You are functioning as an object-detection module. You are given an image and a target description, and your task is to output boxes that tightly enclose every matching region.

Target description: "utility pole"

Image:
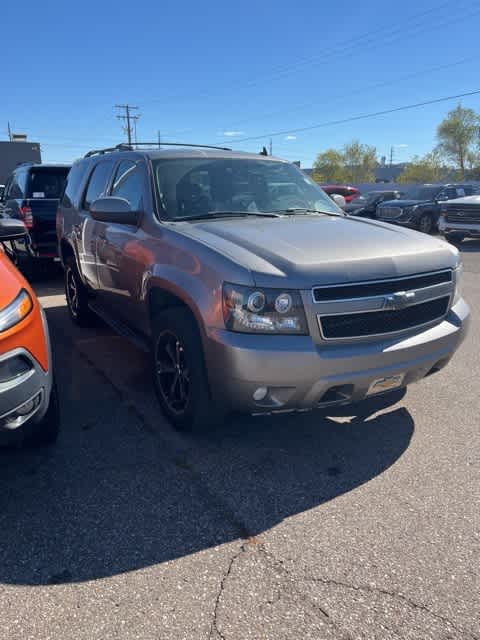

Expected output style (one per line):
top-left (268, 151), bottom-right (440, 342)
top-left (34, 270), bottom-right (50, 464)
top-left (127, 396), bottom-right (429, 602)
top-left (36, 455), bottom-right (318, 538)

top-left (269, 138), bottom-right (273, 156)
top-left (158, 130), bottom-right (161, 149)
top-left (389, 146), bottom-right (394, 167)
top-left (7, 121), bottom-right (12, 141)
top-left (115, 104), bottom-right (140, 145)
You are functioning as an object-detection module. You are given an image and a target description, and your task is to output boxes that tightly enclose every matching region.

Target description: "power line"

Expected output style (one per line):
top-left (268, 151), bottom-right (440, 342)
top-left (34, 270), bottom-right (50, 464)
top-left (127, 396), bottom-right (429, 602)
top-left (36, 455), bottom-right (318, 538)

top-left (115, 104), bottom-right (140, 145)
top-left (222, 89), bottom-right (480, 144)
top-left (141, 0), bottom-right (471, 107)
top-left (214, 55), bottom-right (478, 132)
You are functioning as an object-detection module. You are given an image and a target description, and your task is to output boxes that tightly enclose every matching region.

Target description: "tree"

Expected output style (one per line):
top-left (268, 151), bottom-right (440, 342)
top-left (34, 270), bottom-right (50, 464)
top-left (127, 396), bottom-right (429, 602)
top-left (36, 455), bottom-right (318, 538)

top-left (397, 151), bottom-right (445, 183)
top-left (436, 104), bottom-right (479, 179)
top-left (342, 140), bottom-right (377, 183)
top-left (312, 149), bottom-right (346, 183)
top-left (312, 141), bottom-right (378, 183)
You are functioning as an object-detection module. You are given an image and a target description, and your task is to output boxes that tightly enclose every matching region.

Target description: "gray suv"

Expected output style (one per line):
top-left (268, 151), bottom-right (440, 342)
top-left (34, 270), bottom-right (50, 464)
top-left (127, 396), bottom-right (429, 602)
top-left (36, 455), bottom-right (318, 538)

top-left (57, 144), bottom-right (470, 431)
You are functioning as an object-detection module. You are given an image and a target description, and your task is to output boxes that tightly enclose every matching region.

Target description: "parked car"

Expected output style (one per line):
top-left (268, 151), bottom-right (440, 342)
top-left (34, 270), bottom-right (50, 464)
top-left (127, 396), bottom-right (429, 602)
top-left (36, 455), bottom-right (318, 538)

top-left (0, 218), bottom-right (59, 447)
top-left (345, 190), bottom-right (403, 218)
top-left (322, 185), bottom-right (360, 204)
top-left (57, 144), bottom-right (469, 432)
top-left (438, 194), bottom-right (480, 244)
top-left (0, 163), bottom-right (70, 274)
top-left (376, 184), bottom-right (477, 233)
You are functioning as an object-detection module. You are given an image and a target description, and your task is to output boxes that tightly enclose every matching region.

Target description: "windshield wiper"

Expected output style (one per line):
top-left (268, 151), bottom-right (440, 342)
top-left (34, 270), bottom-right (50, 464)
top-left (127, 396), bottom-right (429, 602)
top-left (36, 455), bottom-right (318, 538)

top-left (270, 208), bottom-right (344, 217)
top-left (174, 210), bottom-right (282, 221)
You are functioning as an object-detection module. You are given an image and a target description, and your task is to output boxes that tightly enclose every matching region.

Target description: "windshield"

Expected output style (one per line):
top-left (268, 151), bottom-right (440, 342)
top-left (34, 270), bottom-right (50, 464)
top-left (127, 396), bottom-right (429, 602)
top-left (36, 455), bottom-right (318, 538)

top-left (153, 158), bottom-right (341, 220)
top-left (27, 168), bottom-right (70, 199)
top-left (404, 186), bottom-right (441, 201)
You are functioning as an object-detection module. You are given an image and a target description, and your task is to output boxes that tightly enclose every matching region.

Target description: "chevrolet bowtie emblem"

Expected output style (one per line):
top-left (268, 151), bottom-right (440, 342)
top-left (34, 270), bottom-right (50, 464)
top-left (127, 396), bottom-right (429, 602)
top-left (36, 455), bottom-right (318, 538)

top-left (384, 291), bottom-right (416, 310)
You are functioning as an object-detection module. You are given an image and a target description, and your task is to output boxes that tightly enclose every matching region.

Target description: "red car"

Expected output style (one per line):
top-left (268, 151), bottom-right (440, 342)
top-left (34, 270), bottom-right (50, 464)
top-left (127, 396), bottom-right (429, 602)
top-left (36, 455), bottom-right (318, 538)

top-left (322, 185), bottom-right (361, 204)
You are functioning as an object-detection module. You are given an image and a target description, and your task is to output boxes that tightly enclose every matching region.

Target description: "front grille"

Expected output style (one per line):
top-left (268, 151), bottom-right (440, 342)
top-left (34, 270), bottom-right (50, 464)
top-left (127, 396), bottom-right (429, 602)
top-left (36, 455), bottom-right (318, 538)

top-left (320, 296), bottom-right (450, 339)
top-left (313, 270), bottom-right (452, 302)
top-left (378, 206), bottom-right (402, 219)
top-left (445, 204), bottom-right (480, 224)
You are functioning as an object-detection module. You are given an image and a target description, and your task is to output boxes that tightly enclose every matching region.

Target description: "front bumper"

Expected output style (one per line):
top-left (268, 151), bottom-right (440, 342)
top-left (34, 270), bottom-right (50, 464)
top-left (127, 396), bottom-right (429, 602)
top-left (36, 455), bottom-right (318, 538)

top-left (205, 299), bottom-right (470, 414)
top-left (439, 218), bottom-right (480, 238)
top-left (0, 310), bottom-right (53, 438)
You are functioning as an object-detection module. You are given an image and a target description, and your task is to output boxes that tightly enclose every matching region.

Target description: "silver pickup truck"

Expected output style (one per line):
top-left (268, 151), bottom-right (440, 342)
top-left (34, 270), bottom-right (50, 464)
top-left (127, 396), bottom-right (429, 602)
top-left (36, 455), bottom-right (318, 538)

top-left (439, 194), bottom-right (480, 244)
top-left (57, 145), bottom-right (470, 431)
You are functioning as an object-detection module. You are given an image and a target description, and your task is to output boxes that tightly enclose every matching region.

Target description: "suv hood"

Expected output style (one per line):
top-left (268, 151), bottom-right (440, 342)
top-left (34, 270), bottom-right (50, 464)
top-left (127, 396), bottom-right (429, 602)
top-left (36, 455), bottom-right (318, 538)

top-left (443, 195), bottom-right (480, 206)
top-left (379, 199), bottom-right (429, 208)
top-left (177, 215), bottom-right (458, 288)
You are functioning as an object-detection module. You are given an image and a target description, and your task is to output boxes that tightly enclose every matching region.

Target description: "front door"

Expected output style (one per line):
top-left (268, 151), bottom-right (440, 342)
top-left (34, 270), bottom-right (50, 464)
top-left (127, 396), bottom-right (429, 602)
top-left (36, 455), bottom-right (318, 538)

top-left (95, 159), bottom-right (149, 328)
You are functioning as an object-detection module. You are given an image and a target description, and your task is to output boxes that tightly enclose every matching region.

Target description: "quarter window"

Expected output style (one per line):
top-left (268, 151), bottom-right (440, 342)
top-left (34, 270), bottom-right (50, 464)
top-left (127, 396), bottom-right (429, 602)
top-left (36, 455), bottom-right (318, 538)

top-left (83, 162), bottom-right (113, 211)
top-left (110, 160), bottom-right (144, 210)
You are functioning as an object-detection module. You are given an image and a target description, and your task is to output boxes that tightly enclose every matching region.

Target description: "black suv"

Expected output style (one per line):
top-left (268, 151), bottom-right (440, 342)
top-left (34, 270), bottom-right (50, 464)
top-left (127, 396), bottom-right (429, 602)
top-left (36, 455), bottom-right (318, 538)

top-left (1, 163), bottom-right (70, 272)
top-left (376, 184), bottom-right (477, 234)
top-left (345, 190), bottom-right (403, 218)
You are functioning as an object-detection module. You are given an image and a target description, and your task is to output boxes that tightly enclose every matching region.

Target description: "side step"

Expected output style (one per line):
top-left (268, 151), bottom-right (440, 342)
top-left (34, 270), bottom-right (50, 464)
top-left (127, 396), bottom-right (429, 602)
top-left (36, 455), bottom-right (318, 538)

top-left (88, 301), bottom-right (150, 353)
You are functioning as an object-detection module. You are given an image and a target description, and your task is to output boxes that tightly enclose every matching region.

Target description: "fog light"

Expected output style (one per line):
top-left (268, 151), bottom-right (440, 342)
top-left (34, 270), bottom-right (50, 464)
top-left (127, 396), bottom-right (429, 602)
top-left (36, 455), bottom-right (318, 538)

top-left (1, 392), bottom-right (42, 430)
top-left (253, 387), bottom-right (268, 401)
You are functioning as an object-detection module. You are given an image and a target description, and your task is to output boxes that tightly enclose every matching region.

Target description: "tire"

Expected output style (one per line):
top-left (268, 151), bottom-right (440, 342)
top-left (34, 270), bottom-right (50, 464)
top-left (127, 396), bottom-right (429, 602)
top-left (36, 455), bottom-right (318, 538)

top-left (151, 308), bottom-right (222, 432)
top-left (22, 382), bottom-right (60, 448)
top-left (445, 233), bottom-right (465, 245)
top-left (417, 213), bottom-right (433, 234)
top-left (65, 256), bottom-right (96, 327)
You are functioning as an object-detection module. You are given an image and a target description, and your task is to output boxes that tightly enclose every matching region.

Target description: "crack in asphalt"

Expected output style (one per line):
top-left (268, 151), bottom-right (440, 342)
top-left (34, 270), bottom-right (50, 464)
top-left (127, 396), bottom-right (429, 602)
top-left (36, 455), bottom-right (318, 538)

top-left (302, 574), bottom-right (480, 640)
top-left (208, 541), bottom-right (354, 640)
top-left (208, 545), bottom-right (246, 640)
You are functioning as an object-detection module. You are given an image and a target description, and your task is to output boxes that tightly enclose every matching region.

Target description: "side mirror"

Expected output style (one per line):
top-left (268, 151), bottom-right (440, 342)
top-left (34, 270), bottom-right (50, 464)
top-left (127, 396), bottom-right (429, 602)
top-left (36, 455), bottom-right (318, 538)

top-left (90, 197), bottom-right (139, 225)
top-left (331, 193), bottom-right (346, 209)
top-left (0, 218), bottom-right (27, 241)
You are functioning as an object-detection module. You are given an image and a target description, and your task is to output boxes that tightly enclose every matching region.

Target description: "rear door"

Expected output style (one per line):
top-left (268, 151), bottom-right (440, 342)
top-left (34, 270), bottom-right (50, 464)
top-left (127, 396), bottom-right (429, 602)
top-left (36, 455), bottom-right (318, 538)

top-left (25, 167), bottom-right (70, 257)
top-left (76, 160), bottom-right (115, 289)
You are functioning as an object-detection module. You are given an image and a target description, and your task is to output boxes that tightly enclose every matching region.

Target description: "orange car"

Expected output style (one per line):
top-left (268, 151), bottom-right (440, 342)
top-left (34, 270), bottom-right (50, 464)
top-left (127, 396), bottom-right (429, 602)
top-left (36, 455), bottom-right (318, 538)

top-left (0, 218), bottom-right (59, 447)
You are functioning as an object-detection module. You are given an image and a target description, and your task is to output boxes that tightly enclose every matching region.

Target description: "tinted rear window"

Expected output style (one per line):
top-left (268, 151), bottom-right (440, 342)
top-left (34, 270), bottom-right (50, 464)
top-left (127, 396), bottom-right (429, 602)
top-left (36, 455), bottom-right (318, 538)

top-left (27, 168), bottom-right (70, 199)
top-left (61, 162), bottom-right (89, 208)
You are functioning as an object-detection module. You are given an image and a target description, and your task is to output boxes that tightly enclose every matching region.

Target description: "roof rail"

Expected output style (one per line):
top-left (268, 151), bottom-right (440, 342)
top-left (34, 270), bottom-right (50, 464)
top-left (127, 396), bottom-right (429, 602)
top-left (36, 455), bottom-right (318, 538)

top-left (84, 142), bottom-right (232, 158)
top-left (15, 161), bottom-right (35, 168)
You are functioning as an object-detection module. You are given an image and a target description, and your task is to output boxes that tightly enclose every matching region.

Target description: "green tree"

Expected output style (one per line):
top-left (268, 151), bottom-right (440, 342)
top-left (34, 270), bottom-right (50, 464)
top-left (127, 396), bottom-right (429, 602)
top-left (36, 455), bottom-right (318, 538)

top-left (397, 151), bottom-right (445, 183)
top-left (312, 149), bottom-right (346, 183)
top-left (342, 140), bottom-right (377, 183)
top-left (436, 104), bottom-right (479, 179)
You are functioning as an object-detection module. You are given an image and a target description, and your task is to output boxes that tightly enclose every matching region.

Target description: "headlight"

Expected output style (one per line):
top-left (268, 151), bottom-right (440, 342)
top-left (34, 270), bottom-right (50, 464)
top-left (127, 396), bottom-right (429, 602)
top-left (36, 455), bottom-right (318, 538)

top-left (223, 283), bottom-right (308, 334)
top-left (0, 290), bottom-right (33, 333)
top-left (453, 263), bottom-right (463, 304)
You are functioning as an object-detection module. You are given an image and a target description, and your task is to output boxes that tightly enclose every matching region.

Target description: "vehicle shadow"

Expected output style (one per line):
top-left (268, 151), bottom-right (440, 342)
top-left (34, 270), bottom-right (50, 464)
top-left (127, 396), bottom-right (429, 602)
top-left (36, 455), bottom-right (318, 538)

top-left (0, 301), bottom-right (415, 586)
top-left (459, 239), bottom-right (480, 253)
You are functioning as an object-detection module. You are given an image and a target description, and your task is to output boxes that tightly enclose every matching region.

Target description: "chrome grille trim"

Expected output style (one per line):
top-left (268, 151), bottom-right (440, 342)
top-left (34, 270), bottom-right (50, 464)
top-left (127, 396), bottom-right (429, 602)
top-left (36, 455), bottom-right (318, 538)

top-left (377, 206), bottom-right (403, 219)
top-left (312, 270), bottom-right (454, 341)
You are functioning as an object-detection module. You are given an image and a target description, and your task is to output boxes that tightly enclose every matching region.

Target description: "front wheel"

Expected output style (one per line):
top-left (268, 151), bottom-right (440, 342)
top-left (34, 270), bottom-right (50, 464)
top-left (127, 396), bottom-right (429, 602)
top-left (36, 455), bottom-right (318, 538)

top-left (445, 233), bottom-right (465, 245)
top-left (151, 308), bottom-right (223, 432)
top-left (417, 213), bottom-right (433, 234)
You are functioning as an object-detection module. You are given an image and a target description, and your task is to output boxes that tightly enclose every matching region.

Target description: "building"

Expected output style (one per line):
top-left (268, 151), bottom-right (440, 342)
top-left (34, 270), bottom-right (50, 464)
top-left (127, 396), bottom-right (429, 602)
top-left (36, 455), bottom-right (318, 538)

top-left (0, 141), bottom-right (42, 183)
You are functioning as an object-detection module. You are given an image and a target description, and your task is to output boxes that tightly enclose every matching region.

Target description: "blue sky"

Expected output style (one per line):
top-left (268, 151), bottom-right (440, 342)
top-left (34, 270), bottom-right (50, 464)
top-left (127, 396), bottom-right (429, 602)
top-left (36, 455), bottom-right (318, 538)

top-left (2, 0), bottom-right (480, 167)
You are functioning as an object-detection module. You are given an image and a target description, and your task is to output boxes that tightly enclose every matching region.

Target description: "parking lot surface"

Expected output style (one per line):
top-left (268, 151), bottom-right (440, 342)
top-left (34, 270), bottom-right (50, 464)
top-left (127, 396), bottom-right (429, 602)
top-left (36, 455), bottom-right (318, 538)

top-left (0, 242), bottom-right (479, 640)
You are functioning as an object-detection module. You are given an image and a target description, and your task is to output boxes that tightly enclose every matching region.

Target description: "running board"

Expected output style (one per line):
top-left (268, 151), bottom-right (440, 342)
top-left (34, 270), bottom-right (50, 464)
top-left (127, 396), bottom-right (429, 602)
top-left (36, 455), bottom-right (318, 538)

top-left (88, 301), bottom-right (150, 353)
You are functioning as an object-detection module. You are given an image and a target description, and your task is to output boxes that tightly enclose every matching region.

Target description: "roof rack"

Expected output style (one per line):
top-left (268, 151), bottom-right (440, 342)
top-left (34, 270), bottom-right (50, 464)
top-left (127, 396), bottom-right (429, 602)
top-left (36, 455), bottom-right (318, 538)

top-left (84, 142), bottom-right (232, 158)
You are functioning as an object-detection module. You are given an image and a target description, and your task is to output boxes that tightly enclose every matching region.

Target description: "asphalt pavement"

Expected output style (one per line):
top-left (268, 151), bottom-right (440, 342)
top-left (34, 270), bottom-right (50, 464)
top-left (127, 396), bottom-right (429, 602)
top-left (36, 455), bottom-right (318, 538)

top-left (0, 241), bottom-right (479, 639)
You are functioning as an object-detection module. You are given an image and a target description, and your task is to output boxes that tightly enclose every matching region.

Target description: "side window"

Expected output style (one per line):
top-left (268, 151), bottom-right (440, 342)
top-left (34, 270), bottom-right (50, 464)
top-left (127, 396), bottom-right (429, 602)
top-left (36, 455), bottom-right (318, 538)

top-left (83, 161), bottom-right (113, 211)
top-left (62, 163), bottom-right (87, 208)
top-left (456, 187), bottom-right (466, 198)
top-left (9, 173), bottom-right (23, 198)
top-left (3, 177), bottom-right (12, 199)
top-left (110, 160), bottom-right (144, 210)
